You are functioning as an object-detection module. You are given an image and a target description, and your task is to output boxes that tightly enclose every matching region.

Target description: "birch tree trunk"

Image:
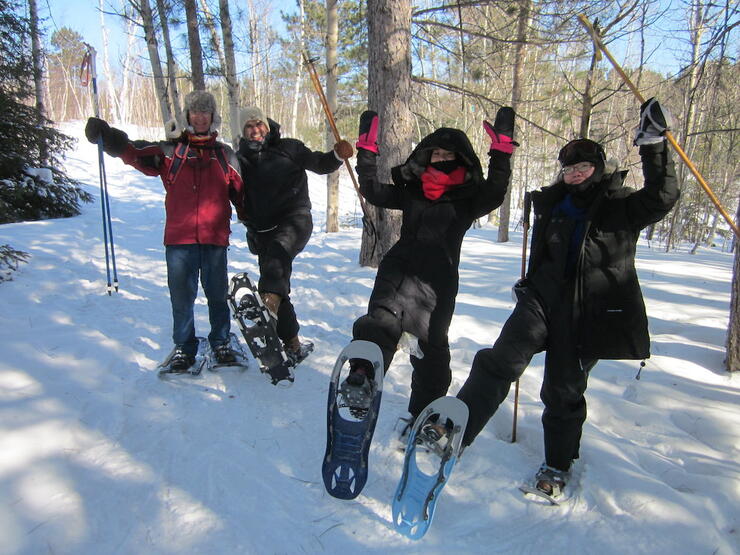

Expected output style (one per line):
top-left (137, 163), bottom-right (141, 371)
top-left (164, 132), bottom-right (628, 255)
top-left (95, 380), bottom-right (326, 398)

top-left (219, 0), bottom-right (240, 146)
top-left (184, 0), bottom-right (206, 90)
top-left (325, 0), bottom-right (340, 233)
top-left (99, 0), bottom-right (121, 122)
top-left (726, 199), bottom-right (740, 372)
top-left (137, 0), bottom-right (172, 125)
top-left (289, 0), bottom-right (305, 138)
top-left (156, 0), bottom-right (182, 124)
top-left (28, 0), bottom-right (47, 163)
top-left (496, 0), bottom-right (531, 242)
top-left (360, 0), bottom-right (412, 267)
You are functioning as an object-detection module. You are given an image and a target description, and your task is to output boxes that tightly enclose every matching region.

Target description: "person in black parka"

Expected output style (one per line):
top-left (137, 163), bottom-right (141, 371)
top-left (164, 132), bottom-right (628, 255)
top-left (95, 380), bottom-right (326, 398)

top-left (342, 107), bottom-right (516, 427)
top-left (455, 98), bottom-right (680, 499)
top-left (236, 106), bottom-right (353, 359)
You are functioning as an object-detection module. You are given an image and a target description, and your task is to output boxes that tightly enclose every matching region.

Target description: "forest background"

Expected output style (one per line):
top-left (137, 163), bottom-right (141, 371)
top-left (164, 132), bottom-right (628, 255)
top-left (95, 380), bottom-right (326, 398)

top-left (5, 0), bottom-right (740, 368)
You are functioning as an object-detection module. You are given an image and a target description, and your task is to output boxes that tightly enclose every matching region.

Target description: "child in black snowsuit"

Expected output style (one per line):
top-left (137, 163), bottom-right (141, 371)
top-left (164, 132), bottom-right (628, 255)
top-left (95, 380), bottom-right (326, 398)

top-left (456, 98), bottom-right (679, 499)
top-left (343, 108), bottom-right (516, 424)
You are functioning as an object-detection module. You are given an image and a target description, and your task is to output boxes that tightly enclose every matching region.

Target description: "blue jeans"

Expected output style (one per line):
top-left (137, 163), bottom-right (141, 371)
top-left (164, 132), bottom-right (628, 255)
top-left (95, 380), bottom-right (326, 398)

top-left (166, 244), bottom-right (230, 356)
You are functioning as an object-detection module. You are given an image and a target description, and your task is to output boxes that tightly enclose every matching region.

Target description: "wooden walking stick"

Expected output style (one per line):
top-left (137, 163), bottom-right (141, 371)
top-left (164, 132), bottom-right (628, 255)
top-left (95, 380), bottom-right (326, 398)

top-left (301, 52), bottom-right (371, 220)
top-left (511, 192), bottom-right (531, 443)
top-left (578, 14), bottom-right (740, 240)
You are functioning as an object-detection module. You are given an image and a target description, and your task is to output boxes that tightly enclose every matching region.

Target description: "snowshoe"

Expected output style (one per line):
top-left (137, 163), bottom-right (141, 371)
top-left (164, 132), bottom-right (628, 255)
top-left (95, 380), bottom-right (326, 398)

top-left (322, 340), bottom-right (384, 500)
top-left (519, 463), bottom-right (569, 505)
top-left (157, 338), bottom-right (208, 378)
top-left (204, 333), bottom-right (252, 372)
top-left (392, 396), bottom-right (468, 540)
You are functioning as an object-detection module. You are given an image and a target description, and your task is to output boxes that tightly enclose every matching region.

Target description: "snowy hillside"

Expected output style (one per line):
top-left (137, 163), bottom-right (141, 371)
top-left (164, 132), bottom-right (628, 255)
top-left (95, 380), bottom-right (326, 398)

top-left (1, 122), bottom-right (738, 554)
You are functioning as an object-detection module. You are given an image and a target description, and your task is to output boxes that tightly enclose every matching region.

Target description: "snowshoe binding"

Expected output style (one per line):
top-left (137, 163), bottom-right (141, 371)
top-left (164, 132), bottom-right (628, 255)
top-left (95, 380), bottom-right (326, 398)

top-left (519, 463), bottom-right (569, 505)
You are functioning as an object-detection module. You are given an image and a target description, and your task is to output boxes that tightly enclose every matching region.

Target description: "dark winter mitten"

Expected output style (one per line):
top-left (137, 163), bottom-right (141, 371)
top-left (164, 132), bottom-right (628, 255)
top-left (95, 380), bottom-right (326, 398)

top-left (104, 127), bottom-right (130, 157)
top-left (85, 117), bottom-right (110, 144)
top-left (634, 97), bottom-right (673, 146)
top-left (483, 107), bottom-right (519, 154)
top-left (356, 110), bottom-right (379, 154)
top-left (334, 139), bottom-right (354, 159)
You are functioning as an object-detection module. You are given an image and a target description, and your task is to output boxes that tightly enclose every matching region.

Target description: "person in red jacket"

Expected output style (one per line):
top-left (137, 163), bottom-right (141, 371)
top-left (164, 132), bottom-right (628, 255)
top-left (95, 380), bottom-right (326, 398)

top-left (85, 90), bottom-right (245, 371)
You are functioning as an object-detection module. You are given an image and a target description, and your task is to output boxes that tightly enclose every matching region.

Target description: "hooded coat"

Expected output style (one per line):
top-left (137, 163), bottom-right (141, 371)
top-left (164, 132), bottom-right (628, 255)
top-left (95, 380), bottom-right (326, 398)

top-left (356, 127), bottom-right (511, 342)
top-left (526, 141), bottom-right (679, 360)
top-left (236, 118), bottom-right (342, 232)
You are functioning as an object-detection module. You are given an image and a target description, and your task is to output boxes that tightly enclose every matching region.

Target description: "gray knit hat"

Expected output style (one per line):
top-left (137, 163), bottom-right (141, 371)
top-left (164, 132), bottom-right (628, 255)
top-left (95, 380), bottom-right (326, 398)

top-left (239, 106), bottom-right (268, 136)
top-left (182, 90), bottom-right (221, 134)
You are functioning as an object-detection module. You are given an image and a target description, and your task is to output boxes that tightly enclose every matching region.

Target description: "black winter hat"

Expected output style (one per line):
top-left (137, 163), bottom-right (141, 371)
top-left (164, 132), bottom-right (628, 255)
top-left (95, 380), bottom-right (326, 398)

top-left (558, 138), bottom-right (606, 167)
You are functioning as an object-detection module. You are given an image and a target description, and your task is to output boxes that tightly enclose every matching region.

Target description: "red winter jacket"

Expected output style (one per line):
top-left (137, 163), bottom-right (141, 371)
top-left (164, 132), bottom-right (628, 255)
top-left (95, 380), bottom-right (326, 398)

top-left (120, 133), bottom-right (244, 246)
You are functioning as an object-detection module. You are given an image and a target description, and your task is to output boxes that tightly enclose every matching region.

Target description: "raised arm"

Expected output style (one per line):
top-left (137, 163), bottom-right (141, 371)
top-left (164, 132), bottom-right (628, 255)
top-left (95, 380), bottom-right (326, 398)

top-left (85, 117), bottom-right (164, 177)
top-left (472, 107), bottom-right (516, 218)
top-left (626, 98), bottom-right (680, 228)
top-left (354, 111), bottom-right (403, 209)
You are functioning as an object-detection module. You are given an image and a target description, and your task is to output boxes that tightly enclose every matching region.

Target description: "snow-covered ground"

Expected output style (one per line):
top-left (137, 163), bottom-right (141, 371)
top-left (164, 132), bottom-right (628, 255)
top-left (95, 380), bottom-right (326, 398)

top-left (1, 123), bottom-right (738, 554)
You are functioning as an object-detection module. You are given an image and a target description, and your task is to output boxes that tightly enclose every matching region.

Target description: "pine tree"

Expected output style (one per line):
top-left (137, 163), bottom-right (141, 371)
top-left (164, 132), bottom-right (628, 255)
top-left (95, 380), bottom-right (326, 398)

top-left (0, 0), bottom-right (91, 278)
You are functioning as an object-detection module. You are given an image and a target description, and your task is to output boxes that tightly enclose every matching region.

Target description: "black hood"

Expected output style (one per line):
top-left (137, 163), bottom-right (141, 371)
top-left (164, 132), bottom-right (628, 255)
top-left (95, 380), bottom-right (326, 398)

top-left (392, 127), bottom-right (484, 186)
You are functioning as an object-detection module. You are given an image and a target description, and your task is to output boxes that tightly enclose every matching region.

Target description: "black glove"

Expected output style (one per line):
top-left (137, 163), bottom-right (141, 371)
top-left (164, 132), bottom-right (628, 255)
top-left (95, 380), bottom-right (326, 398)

top-left (634, 97), bottom-right (672, 146)
top-left (85, 117), bottom-right (129, 156)
top-left (356, 110), bottom-right (379, 154)
top-left (85, 117), bottom-right (110, 144)
top-left (483, 107), bottom-right (519, 154)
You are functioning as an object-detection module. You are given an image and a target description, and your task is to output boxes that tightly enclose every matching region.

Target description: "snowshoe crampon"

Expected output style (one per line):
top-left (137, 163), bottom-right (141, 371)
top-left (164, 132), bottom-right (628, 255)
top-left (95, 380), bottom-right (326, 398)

top-left (392, 396), bottom-right (468, 540)
top-left (322, 340), bottom-right (383, 500)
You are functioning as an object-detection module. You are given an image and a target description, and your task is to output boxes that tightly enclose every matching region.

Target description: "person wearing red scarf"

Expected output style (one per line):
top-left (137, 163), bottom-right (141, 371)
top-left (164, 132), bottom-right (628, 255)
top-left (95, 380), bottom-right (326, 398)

top-left (334, 107), bottom-right (516, 456)
top-left (85, 91), bottom-right (245, 372)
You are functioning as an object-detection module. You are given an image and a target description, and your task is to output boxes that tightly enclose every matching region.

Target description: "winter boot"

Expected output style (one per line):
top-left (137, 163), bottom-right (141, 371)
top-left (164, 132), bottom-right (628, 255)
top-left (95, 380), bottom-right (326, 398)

top-left (259, 292), bottom-right (282, 320)
top-left (338, 359), bottom-right (376, 418)
top-left (213, 342), bottom-right (237, 364)
top-left (169, 346), bottom-right (196, 372)
top-left (534, 463), bottom-right (569, 498)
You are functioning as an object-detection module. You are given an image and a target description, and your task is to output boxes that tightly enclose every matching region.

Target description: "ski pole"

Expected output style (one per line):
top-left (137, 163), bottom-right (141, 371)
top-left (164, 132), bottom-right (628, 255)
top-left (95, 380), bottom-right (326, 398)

top-left (82, 43), bottom-right (119, 294)
top-left (577, 14), bottom-right (740, 240)
top-left (511, 192), bottom-right (531, 443)
top-left (301, 52), bottom-right (376, 238)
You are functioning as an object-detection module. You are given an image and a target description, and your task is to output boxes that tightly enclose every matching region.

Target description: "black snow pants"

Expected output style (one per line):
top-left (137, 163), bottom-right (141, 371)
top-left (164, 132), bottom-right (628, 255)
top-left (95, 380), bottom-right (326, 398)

top-left (456, 288), bottom-right (596, 471)
top-left (353, 302), bottom-right (453, 419)
top-left (248, 211), bottom-right (312, 342)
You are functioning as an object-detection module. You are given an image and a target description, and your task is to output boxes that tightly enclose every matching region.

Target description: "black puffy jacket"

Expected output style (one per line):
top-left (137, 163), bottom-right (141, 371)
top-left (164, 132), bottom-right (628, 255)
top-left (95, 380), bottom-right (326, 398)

top-left (237, 118), bottom-right (342, 231)
top-left (526, 142), bottom-right (679, 360)
top-left (356, 127), bottom-right (511, 340)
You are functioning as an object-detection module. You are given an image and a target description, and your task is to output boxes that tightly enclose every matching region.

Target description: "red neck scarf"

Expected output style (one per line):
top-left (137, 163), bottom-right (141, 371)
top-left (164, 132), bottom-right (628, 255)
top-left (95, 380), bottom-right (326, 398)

top-left (421, 166), bottom-right (466, 200)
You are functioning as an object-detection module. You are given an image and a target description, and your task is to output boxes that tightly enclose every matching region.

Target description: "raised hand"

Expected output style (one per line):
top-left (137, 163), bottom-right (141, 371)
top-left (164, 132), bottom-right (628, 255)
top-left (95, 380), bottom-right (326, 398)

top-left (483, 107), bottom-right (518, 154)
top-left (634, 97), bottom-right (672, 146)
top-left (356, 110), bottom-right (379, 154)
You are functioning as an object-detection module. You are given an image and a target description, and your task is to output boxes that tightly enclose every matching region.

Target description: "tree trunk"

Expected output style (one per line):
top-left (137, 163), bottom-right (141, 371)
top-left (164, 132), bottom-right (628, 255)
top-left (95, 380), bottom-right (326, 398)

top-left (28, 0), bottom-right (48, 164)
top-left (99, 0), bottom-right (121, 123)
top-left (137, 0), bottom-right (172, 125)
top-left (325, 0), bottom-right (339, 233)
top-left (219, 0), bottom-right (240, 146)
top-left (496, 0), bottom-right (531, 243)
top-left (726, 199), bottom-right (740, 372)
top-left (289, 0), bottom-right (305, 138)
top-left (360, 0), bottom-right (412, 267)
top-left (184, 0), bottom-right (205, 90)
top-left (156, 0), bottom-right (182, 124)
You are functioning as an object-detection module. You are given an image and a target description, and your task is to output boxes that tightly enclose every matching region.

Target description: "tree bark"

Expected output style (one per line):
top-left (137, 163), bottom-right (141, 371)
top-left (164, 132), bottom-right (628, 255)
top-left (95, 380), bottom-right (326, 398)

top-left (727, 198), bottom-right (740, 372)
top-left (289, 0), bottom-right (305, 139)
top-left (28, 0), bottom-right (47, 163)
top-left (219, 0), bottom-right (240, 146)
top-left (156, 0), bottom-right (182, 124)
top-left (360, 0), bottom-right (412, 267)
top-left (325, 0), bottom-right (340, 233)
top-left (184, 0), bottom-right (205, 90)
top-left (137, 0), bottom-right (172, 125)
top-left (496, 0), bottom-right (531, 243)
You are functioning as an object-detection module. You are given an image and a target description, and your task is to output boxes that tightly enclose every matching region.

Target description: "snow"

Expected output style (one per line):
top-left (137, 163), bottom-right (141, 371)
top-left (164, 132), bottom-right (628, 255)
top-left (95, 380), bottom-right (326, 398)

top-left (1, 122), bottom-right (738, 554)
